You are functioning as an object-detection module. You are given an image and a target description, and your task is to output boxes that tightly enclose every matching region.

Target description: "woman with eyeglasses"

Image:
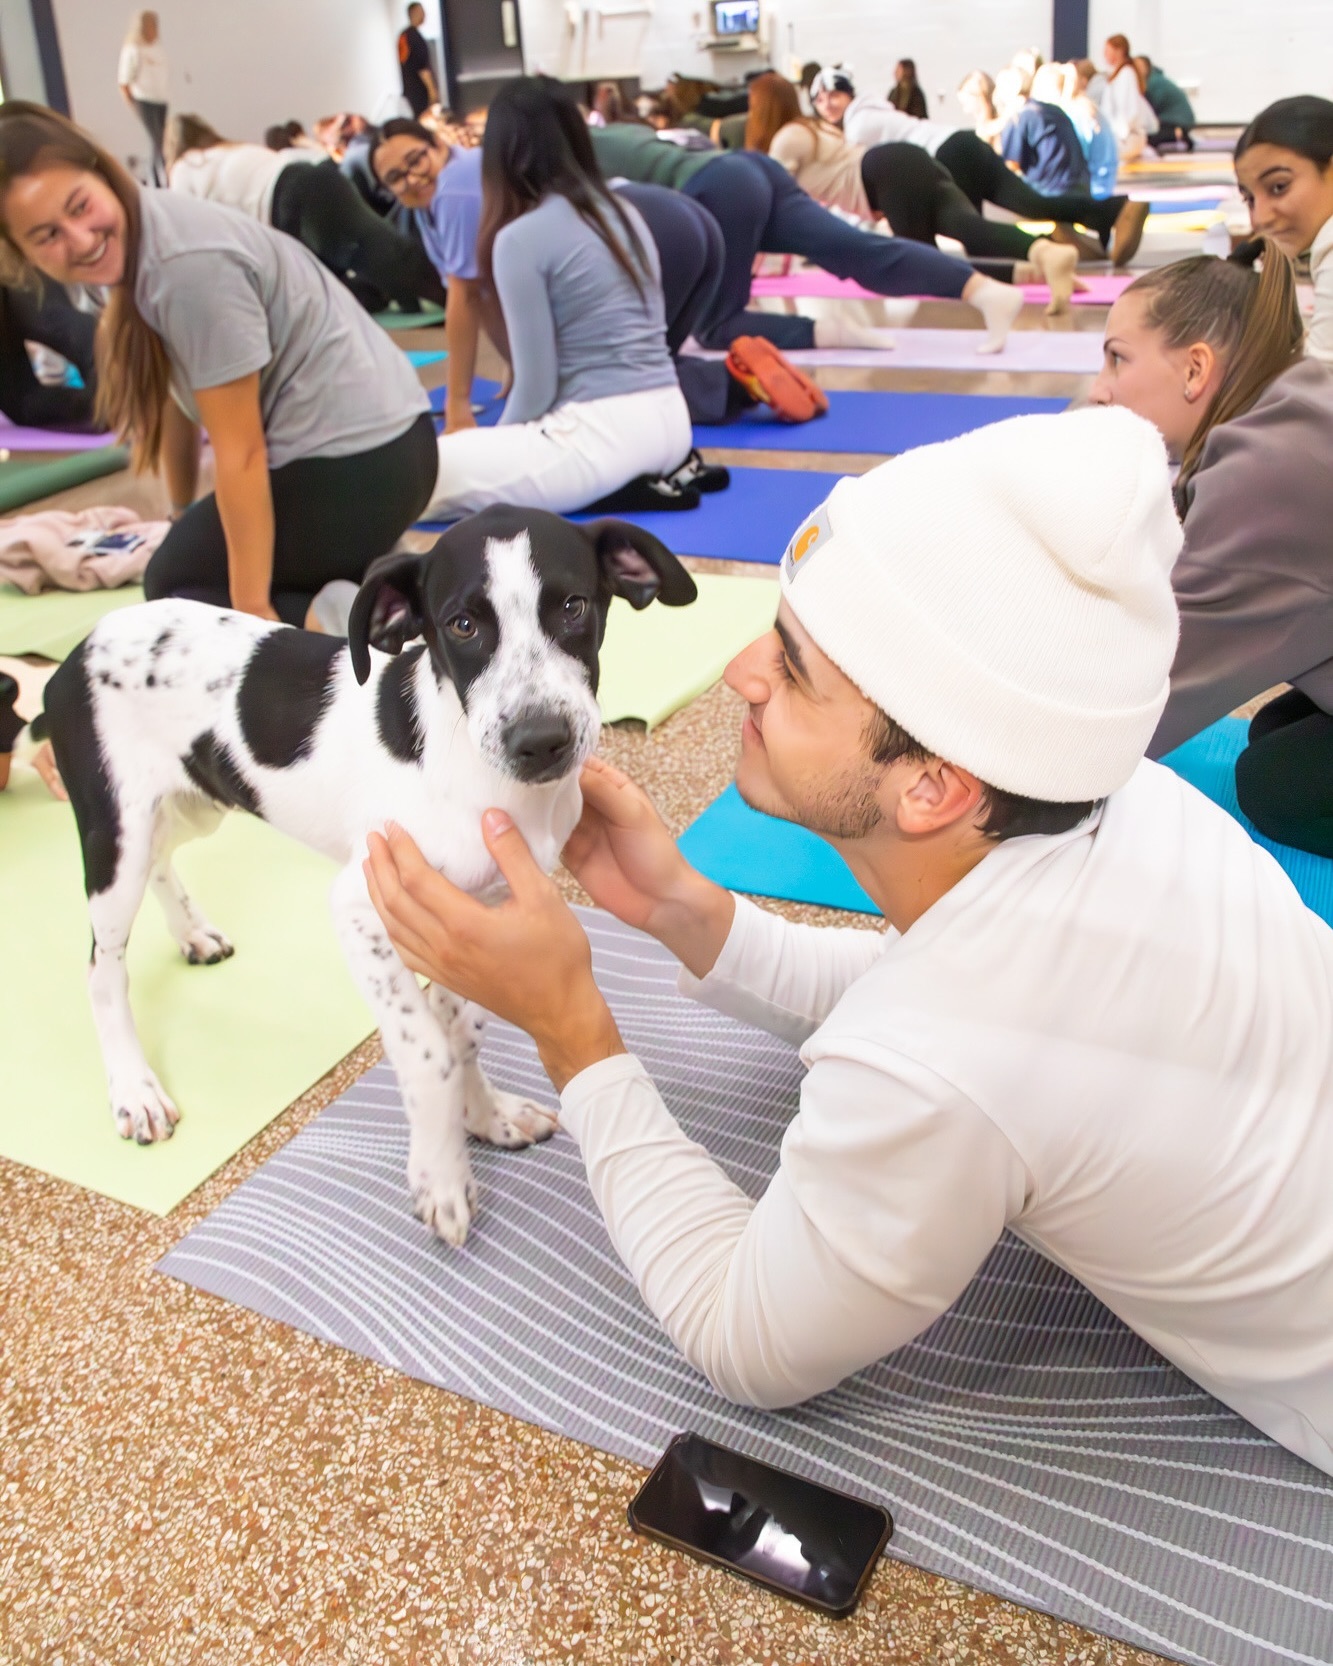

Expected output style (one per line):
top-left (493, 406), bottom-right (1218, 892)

top-left (0, 102), bottom-right (436, 631)
top-left (395, 78), bottom-right (692, 522)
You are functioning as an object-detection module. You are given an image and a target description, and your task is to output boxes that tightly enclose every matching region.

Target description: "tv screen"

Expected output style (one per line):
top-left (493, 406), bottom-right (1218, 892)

top-left (713, 0), bottom-right (759, 37)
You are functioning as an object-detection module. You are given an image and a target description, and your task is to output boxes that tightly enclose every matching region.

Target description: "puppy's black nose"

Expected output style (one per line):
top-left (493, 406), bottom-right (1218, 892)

top-left (505, 713), bottom-right (575, 780)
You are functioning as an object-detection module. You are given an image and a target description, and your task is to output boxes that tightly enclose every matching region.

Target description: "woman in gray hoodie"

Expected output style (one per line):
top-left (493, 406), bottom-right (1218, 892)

top-left (1091, 240), bottom-right (1333, 858)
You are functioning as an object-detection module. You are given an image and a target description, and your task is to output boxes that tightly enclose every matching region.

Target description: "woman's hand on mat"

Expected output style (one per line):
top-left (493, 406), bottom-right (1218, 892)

top-left (443, 397), bottom-right (477, 434)
top-left (231, 595), bottom-right (282, 622)
top-left (364, 816), bottom-right (626, 1093)
top-left (564, 758), bottom-right (735, 981)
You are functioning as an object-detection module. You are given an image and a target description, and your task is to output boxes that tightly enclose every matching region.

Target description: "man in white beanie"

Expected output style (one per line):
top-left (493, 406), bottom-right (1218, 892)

top-left (366, 407), bottom-right (1333, 1477)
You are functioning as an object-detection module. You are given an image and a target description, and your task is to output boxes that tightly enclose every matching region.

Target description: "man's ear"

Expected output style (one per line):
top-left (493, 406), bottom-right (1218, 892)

top-left (347, 548), bottom-right (427, 684)
top-left (584, 519), bottom-right (698, 610)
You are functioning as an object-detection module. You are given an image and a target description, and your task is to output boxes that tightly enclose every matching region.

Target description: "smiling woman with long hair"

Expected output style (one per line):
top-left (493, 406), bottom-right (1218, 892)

top-left (422, 77), bottom-right (691, 521)
top-left (0, 102), bottom-right (436, 630)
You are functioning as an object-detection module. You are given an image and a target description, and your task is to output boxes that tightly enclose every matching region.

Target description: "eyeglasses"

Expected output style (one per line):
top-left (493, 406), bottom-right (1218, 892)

top-left (380, 146), bottom-right (433, 190)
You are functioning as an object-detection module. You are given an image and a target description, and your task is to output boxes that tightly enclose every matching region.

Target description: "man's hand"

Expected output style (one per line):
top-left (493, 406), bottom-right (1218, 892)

top-left (563, 758), bottom-right (735, 980)
top-left (365, 812), bottom-right (625, 1092)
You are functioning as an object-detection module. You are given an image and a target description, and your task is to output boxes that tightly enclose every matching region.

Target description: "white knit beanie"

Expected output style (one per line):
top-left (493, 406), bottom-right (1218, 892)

top-left (777, 407), bottom-right (1182, 801)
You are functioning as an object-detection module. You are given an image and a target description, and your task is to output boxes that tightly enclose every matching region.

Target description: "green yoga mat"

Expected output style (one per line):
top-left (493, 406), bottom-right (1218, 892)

top-left (0, 771), bottom-right (372, 1215)
top-left (0, 445), bottom-right (130, 514)
top-left (373, 302), bottom-right (444, 332)
top-left (596, 572), bottom-right (776, 728)
top-left (0, 582), bottom-right (144, 659)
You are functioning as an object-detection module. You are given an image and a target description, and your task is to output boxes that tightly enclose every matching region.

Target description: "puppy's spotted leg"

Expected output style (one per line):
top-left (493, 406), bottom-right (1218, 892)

top-left (331, 865), bottom-right (476, 1245)
top-left (149, 796), bottom-right (234, 966)
top-left (427, 988), bottom-right (559, 1150)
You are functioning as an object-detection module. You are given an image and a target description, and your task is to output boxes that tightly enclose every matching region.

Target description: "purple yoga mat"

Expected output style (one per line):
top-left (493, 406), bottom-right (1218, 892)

top-left (0, 419), bottom-right (115, 452)
top-left (750, 270), bottom-right (1136, 307)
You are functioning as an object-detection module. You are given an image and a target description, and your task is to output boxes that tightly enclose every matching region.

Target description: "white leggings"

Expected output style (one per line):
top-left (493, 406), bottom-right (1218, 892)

top-left (426, 382), bottom-right (693, 521)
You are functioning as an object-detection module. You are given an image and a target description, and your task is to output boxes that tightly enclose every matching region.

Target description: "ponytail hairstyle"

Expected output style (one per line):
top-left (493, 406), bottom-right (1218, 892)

top-left (1235, 95), bottom-right (1333, 171)
top-left (163, 112), bottom-right (227, 170)
top-left (476, 77), bottom-right (651, 301)
top-left (745, 72), bottom-right (813, 154)
top-left (1124, 238), bottom-right (1304, 496)
top-left (0, 102), bottom-right (169, 472)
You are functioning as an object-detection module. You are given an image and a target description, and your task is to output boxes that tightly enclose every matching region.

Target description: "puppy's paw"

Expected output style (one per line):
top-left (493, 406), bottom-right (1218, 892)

top-left (409, 1158), bottom-right (478, 1246)
top-left (180, 925), bottom-right (235, 966)
top-left (465, 1090), bottom-right (559, 1149)
top-left (112, 1074), bottom-right (180, 1144)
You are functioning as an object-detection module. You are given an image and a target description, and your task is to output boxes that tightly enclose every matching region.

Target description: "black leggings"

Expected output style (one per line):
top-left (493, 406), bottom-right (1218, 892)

top-left (1235, 690), bottom-right (1333, 859)
top-left (270, 161), bottom-right (447, 312)
top-left (935, 131), bottom-right (1124, 243)
top-left (143, 412), bottom-right (438, 626)
top-left (134, 98), bottom-right (167, 186)
top-left (859, 143), bottom-right (1031, 273)
top-left (0, 282), bottom-right (99, 431)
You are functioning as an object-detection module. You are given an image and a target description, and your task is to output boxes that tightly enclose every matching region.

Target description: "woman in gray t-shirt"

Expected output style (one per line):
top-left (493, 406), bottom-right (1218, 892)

top-left (0, 103), bottom-right (436, 627)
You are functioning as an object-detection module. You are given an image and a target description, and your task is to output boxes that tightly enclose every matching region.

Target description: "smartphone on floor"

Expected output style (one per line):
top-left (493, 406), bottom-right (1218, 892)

top-left (627, 1431), bottom-right (892, 1618)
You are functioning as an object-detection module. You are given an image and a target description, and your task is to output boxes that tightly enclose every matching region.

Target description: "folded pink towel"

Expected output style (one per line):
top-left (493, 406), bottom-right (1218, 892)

top-left (0, 505), bottom-right (167, 595)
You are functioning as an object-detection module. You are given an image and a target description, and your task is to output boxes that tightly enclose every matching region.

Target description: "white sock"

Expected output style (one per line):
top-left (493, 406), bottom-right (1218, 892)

top-left (812, 315), bottom-right (898, 351)
top-left (969, 280), bottom-right (1024, 354)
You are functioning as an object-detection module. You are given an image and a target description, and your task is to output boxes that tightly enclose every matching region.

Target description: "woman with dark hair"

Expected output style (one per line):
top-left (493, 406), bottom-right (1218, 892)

top-left (1090, 241), bottom-right (1333, 858)
top-left (0, 102), bottom-right (435, 629)
top-left (423, 77), bottom-right (690, 520)
top-left (1235, 96), bottom-right (1333, 367)
top-left (165, 112), bottom-right (444, 312)
top-left (888, 58), bottom-right (928, 119)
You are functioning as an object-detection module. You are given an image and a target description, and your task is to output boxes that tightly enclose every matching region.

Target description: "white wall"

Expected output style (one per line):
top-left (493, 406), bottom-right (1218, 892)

top-left (51, 0), bottom-right (409, 161)
top-left (1089, 0), bottom-right (1333, 123)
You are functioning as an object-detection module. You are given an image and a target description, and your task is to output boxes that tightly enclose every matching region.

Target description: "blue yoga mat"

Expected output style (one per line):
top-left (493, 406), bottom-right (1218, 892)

top-left (1162, 716), bottom-right (1333, 926)
top-left (428, 379), bottom-right (503, 427)
top-left (1148, 196), bottom-right (1225, 214)
top-left (693, 390), bottom-right (1069, 454)
top-left (420, 466), bottom-right (841, 563)
top-left (678, 783), bottom-right (877, 914)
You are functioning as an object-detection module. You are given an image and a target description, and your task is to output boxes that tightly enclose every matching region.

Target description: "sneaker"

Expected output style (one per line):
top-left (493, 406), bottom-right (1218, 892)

top-left (307, 579), bottom-right (359, 636)
top-left (667, 449), bottom-right (730, 494)
top-left (582, 474), bottom-right (701, 514)
top-left (725, 337), bottom-right (830, 423)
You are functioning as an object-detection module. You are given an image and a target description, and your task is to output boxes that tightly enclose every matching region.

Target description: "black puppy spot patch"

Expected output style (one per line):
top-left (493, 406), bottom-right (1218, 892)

top-left (183, 732), bottom-right (263, 817)
top-left (237, 630), bottom-right (343, 769)
top-left (376, 646), bottom-right (426, 764)
top-left (41, 643), bottom-right (121, 897)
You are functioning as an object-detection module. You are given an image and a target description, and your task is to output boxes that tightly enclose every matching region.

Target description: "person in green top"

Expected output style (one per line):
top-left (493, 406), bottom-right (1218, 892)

top-left (1135, 57), bottom-right (1196, 151)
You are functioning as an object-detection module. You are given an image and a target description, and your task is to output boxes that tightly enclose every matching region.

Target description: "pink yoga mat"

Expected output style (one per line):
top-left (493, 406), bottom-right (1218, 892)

top-left (0, 419), bottom-right (116, 452)
top-left (751, 270), bottom-right (1136, 307)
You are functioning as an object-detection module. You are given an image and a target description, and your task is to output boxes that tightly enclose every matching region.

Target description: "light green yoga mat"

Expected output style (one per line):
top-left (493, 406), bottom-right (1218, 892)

top-left (595, 572), bottom-right (777, 729)
top-left (373, 302), bottom-right (445, 332)
top-left (0, 582), bottom-right (144, 660)
top-left (0, 772), bottom-right (372, 1215)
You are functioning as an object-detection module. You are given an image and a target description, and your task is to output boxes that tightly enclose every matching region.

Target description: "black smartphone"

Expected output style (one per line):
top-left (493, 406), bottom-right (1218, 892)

top-left (627, 1431), bottom-right (892, 1617)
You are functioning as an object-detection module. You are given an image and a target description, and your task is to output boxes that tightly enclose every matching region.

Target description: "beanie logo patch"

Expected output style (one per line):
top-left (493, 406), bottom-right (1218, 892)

top-left (780, 504), bottom-right (832, 582)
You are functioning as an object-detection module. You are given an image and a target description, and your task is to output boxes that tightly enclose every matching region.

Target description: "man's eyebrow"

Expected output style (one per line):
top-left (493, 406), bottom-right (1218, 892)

top-left (774, 617), bottom-right (812, 685)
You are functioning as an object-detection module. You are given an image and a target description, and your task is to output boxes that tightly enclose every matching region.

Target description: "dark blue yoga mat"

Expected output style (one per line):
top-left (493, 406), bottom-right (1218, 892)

top-left (1162, 717), bottom-right (1333, 927)
top-left (693, 390), bottom-right (1069, 454)
top-left (420, 466), bottom-right (841, 564)
top-left (678, 783), bottom-right (877, 914)
top-left (429, 378), bottom-right (503, 426)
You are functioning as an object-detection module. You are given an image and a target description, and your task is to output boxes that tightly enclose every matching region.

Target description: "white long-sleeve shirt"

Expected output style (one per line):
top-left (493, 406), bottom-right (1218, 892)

top-left (560, 760), bottom-right (1333, 1475)
top-left (1101, 64), bottom-right (1156, 145)
top-left (1306, 215), bottom-right (1333, 369)
top-left (841, 95), bottom-right (961, 156)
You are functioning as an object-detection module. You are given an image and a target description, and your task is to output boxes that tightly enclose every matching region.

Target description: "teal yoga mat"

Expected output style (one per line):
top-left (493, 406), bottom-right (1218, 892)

top-left (1162, 716), bottom-right (1333, 926)
top-left (0, 446), bottom-right (130, 514)
top-left (373, 302), bottom-right (444, 331)
top-left (692, 391), bottom-right (1069, 454)
top-left (405, 349), bottom-right (446, 369)
top-left (678, 783), bottom-right (877, 914)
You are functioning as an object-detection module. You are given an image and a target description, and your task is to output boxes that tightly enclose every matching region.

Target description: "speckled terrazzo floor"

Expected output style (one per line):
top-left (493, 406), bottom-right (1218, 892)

top-left (3, 305), bottom-right (1172, 1666)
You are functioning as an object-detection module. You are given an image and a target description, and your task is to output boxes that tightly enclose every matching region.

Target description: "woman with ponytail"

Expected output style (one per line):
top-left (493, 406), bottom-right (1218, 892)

top-left (1091, 240), bottom-right (1333, 858)
top-left (0, 102), bottom-right (434, 630)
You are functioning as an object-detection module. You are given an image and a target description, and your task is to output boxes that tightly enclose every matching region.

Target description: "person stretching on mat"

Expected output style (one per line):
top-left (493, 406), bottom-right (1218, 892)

top-left (747, 72), bottom-right (1081, 315)
top-left (0, 103), bottom-right (435, 632)
top-left (421, 77), bottom-right (692, 521)
top-left (587, 115), bottom-right (1026, 354)
top-left (1089, 240), bottom-right (1333, 860)
top-left (364, 405), bottom-right (1333, 1478)
top-left (165, 113), bottom-right (446, 315)
top-left (1234, 96), bottom-right (1333, 370)
top-left (811, 65), bottom-right (1146, 265)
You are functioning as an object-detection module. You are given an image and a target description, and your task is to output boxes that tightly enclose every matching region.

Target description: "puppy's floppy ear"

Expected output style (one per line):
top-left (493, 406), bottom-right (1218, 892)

top-left (585, 519), bottom-right (698, 611)
top-left (347, 548), bottom-right (427, 685)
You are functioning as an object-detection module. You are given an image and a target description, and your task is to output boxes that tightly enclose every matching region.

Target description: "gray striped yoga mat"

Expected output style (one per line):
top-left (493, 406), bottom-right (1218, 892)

top-left (159, 911), bottom-right (1333, 1666)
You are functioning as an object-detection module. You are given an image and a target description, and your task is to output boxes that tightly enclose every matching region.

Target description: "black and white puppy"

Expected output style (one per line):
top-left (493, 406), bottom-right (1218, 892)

top-left (39, 505), bottom-right (696, 1245)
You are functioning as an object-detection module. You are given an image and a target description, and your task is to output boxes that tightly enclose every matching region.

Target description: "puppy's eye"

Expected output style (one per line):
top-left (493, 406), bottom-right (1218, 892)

top-left (447, 613), bottom-right (477, 641)
top-left (563, 596), bottom-right (588, 623)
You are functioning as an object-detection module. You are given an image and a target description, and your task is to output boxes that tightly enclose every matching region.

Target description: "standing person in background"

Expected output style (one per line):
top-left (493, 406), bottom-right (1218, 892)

top-left (1136, 57), bottom-right (1195, 152)
top-left (117, 11), bottom-right (169, 185)
top-left (398, 3), bottom-right (439, 119)
top-left (1101, 36), bottom-right (1155, 161)
top-left (889, 59), bottom-right (928, 119)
